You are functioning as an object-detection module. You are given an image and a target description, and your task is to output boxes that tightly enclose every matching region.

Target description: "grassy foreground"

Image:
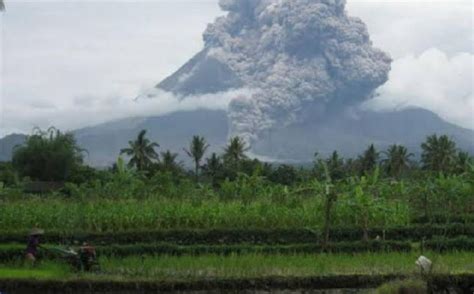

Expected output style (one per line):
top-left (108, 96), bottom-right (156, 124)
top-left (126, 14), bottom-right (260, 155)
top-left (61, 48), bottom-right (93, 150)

top-left (1, 252), bottom-right (473, 281)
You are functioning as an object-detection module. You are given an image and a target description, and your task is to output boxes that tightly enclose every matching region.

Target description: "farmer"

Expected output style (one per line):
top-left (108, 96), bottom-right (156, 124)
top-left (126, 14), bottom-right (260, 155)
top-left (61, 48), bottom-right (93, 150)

top-left (25, 228), bottom-right (44, 264)
top-left (78, 242), bottom-right (97, 271)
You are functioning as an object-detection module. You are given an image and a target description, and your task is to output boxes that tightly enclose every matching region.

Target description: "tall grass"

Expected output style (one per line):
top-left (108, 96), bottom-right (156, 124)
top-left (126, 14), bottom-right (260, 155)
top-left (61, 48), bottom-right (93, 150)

top-left (2, 172), bottom-right (471, 233)
top-left (0, 195), bottom-right (410, 232)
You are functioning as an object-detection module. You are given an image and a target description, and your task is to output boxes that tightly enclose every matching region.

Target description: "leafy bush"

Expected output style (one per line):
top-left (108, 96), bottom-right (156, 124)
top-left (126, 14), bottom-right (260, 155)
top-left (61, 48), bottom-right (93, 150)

top-left (425, 236), bottom-right (474, 252)
top-left (0, 226), bottom-right (471, 245)
top-left (12, 128), bottom-right (85, 182)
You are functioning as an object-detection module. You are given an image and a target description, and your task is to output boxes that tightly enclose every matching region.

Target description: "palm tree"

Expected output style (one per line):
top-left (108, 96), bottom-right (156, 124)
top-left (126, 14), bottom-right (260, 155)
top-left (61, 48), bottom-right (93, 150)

top-left (202, 153), bottom-right (224, 187)
top-left (223, 136), bottom-right (249, 164)
top-left (382, 145), bottom-right (413, 178)
top-left (120, 130), bottom-right (159, 171)
top-left (421, 134), bottom-right (457, 173)
top-left (184, 136), bottom-right (209, 182)
top-left (159, 150), bottom-right (182, 174)
top-left (358, 144), bottom-right (380, 175)
top-left (326, 151), bottom-right (345, 180)
top-left (314, 151), bottom-right (345, 181)
top-left (454, 151), bottom-right (473, 174)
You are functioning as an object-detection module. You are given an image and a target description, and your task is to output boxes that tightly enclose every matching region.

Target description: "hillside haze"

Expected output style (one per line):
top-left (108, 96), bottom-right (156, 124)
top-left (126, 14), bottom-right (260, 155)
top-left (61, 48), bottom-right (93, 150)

top-left (1, 0), bottom-right (473, 165)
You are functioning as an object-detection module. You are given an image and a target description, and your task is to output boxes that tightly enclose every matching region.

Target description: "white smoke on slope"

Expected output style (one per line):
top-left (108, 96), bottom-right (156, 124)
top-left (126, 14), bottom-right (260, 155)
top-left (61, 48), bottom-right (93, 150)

top-left (2, 89), bottom-right (249, 137)
top-left (366, 49), bottom-right (474, 130)
top-left (200, 0), bottom-right (392, 143)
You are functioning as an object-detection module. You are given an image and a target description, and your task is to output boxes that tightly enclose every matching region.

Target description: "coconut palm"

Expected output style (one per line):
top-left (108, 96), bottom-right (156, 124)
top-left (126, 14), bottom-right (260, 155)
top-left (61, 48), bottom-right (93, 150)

top-left (120, 130), bottom-right (159, 171)
top-left (454, 151), bottom-right (473, 175)
top-left (326, 151), bottom-right (345, 180)
top-left (159, 150), bottom-right (183, 175)
top-left (382, 145), bottom-right (413, 178)
top-left (184, 136), bottom-right (210, 182)
top-left (202, 153), bottom-right (224, 187)
top-left (358, 144), bottom-right (380, 175)
top-left (223, 136), bottom-right (249, 164)
top-left (421, 134), bottom-right (457, 173)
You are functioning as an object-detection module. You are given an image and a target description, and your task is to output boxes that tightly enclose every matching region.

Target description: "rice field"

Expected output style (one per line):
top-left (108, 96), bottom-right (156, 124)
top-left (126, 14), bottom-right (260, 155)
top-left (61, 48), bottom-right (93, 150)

top-left (1, 252), bottom-right (473, 281)
top-left (0, 171), bottom-right (472, 292)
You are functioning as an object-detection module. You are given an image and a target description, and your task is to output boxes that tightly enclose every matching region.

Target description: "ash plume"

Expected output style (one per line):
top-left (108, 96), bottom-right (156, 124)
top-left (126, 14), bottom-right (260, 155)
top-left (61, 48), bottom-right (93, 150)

top-left (163, 0), bottom-right (392, 144)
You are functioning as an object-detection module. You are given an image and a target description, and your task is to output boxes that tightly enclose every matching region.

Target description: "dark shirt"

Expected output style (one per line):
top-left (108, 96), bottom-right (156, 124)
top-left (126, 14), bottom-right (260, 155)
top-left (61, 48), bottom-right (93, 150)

top-left (26, 235), bottom-right (40, 256)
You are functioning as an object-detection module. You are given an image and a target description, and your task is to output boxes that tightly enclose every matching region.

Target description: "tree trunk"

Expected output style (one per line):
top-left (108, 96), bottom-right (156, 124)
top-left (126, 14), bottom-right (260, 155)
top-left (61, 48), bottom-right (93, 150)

top-left (423, 193), bottom-right (429, 222)
top-left (322, 192), bottom-right (335, 248)
top-left (195, 161), bottom-right (199, 183)
top-left (362, 215), bottom-right (369, 242)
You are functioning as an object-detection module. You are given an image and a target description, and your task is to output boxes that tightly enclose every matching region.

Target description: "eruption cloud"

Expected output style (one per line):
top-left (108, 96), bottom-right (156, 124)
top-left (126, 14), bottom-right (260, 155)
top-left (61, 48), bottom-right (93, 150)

top-left (163, 0), bottom-right (392, 144)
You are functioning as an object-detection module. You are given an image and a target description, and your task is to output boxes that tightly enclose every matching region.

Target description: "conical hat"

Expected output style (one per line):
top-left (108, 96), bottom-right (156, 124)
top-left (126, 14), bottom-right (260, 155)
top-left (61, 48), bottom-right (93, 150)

top-left (29, 228), bottom-right (45, 235)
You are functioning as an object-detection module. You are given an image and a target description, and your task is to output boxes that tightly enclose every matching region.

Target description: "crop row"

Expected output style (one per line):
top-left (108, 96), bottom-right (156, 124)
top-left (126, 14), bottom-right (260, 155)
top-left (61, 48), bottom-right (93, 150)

top-left (0, 197), bottom-right (411, 232)
top-left (425, 236), bottom-right (474, 252)
top-left (0, 241), bottom-right (412, 261)
top-left (2, 237), bottom-right (473, 262)
top-left (0, 224), bottom-right (472, 245)
top-left (412, 213), bottom-right (474, 225)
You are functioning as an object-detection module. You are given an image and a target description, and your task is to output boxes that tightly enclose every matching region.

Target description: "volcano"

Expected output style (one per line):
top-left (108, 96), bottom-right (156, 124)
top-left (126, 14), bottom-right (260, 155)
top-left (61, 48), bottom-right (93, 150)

top-left (1, 0), bottom-right (473, 165)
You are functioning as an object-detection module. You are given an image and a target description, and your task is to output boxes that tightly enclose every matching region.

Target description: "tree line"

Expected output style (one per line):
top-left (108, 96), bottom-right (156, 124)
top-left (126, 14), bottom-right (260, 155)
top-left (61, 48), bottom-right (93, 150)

top-left (0, 127), bottom-right (472, 188)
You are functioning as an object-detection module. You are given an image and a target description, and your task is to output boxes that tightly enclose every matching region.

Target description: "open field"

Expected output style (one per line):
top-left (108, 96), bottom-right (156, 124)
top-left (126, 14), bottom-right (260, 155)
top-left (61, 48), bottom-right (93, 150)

top-left (1, 139), bottom-right (473, 293)
top-left (1, 252), bottom-right (473, 282)
top-left (0, 253), bottom-right (473, 293)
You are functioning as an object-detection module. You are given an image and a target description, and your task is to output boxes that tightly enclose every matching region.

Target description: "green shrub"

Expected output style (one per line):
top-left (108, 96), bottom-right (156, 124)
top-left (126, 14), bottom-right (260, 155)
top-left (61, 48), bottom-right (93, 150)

top-left (0, 225), bottom-right (472, 245)
top-left (0, 241), bottom-right (411, 261)
top-left (412, 214), bottom-right (474, 225)
top-left (376, 279), bottom-right (427, 294)
top-left (425, 236), bottom-right (474, 252)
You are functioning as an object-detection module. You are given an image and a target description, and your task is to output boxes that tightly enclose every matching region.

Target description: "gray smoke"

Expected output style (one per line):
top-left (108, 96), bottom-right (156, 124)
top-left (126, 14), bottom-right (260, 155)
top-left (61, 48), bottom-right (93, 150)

top-left (200, 0), bottom-right (392, 143)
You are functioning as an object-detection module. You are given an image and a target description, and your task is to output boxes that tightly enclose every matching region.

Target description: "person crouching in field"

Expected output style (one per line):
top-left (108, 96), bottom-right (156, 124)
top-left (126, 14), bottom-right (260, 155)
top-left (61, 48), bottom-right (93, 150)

top-left (25, 228), bottom-right (44, 264)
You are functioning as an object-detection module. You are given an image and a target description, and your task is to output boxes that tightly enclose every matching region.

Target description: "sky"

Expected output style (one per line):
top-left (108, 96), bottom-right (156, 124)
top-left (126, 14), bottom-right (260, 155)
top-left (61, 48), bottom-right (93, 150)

top-left (0, 0), bottom-right (473, 136)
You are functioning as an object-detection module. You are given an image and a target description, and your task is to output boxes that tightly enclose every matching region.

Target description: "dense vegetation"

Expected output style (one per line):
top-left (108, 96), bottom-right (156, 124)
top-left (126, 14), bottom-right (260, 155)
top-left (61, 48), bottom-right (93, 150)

top-left (1, 128), bottom-right (473, 291)
top-left (1, 128), bottom-right (472, 235)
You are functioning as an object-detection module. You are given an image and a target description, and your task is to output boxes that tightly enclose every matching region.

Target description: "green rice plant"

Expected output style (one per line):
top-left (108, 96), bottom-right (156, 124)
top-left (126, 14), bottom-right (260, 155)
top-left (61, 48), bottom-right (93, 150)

top-left (0, 252), bottom-right (472, 283)
top-left (0, 260), bottom-right (71, 280)
top-left (93, 251), bottom-right (474, 281)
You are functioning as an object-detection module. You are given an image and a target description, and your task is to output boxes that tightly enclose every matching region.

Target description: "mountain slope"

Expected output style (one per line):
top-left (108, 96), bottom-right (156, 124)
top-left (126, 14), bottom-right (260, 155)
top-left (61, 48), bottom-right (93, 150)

top-left (157, 49), bottom-right (243, 96)
top-left (252, 108), bottom-right (474, 161)
top-left (0, 134), bottom-right (26, 162)
top-left (74, 110), bottom-right (229, 166)
top-left (2, 107), bottom-right (472, 166)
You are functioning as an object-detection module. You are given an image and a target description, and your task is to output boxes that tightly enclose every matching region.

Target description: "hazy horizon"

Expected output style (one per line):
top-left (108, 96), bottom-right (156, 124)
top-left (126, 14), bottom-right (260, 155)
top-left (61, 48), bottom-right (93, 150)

top-left (0, 0), bottom-right (473, 137)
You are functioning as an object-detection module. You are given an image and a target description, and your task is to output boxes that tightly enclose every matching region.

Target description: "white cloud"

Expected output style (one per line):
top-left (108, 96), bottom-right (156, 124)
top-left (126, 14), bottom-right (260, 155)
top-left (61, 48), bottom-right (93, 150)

top-left (2, 88), bottom-right (248, 136)
top-left (0, 0), bottom-right (473, 136)
top-left (0, 1), bottom-right (224, 136)
top-left (347, 1), bottom-right (473, 59)
top-left (366, 48), bottom-right (474, 130)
